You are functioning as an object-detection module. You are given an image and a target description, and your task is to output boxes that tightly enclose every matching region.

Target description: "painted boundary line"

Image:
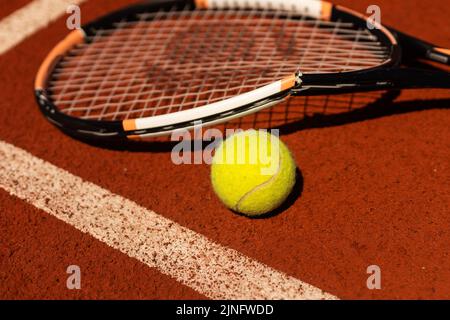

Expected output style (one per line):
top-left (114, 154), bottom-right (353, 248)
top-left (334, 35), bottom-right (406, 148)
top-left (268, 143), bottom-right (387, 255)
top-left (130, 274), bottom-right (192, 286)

top-left (0, 141), bottom-right (338, 299)
top-left (0, 0), bottom-right (86, 55)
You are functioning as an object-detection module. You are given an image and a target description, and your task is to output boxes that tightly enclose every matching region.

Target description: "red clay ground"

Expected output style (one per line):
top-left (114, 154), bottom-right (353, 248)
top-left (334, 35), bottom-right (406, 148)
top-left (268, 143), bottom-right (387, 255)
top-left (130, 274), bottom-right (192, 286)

top-left (0, 0), bottom-right (31, 20)
top-left (0, 0), bottom-right (449, 299)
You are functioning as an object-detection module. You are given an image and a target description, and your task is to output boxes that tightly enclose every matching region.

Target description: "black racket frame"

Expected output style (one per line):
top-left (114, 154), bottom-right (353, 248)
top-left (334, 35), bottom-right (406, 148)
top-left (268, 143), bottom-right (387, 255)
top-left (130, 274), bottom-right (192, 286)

top-left (34, 0), bottom-right (450, 139)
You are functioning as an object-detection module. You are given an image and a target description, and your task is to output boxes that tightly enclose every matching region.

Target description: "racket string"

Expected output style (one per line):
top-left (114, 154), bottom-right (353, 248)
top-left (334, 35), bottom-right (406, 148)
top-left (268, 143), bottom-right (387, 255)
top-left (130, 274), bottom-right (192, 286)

top-left (314, 19), bottom-right (343, 72)
top-left (57, 18), bottom-right (137, 117)
top-left (161, 7), bottom-right (237, 118)
top-left (92, 19), bottom-right (150, 119)
top-left (130, 6), bottom-right (194, 119)
top-left (48, 8), bottom-right (390, 121)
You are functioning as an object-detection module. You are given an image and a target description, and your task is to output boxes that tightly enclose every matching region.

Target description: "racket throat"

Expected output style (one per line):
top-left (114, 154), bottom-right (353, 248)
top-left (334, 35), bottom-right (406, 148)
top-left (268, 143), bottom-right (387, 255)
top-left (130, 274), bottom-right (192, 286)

top-left (294, 69), bottom-right (450, 95)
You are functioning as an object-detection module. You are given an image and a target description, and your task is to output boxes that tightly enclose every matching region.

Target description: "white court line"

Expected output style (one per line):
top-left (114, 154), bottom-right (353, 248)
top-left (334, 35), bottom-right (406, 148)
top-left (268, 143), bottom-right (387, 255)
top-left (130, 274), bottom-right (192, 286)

top-left (0, 141), bottom-right (338, 300)
top-left (0, 0), bottom-right (86, 55)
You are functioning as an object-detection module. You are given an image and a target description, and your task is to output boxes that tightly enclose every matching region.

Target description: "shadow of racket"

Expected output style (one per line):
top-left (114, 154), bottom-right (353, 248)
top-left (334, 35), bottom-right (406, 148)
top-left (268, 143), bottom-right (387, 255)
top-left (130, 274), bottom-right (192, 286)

top-left (61, 89), bottom-right (450, 152)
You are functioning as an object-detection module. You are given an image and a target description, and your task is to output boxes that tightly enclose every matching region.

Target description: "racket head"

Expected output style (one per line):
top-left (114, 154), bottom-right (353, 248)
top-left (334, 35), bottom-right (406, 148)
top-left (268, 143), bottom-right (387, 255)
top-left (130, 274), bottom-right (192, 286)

top-left (35, 0), bottom-right (401, 140)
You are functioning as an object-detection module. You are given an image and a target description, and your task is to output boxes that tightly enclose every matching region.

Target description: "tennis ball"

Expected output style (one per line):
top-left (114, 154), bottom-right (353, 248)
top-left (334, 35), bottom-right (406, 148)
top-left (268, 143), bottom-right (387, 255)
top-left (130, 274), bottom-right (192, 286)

top-left (211, 130), bottom-right (296, 216)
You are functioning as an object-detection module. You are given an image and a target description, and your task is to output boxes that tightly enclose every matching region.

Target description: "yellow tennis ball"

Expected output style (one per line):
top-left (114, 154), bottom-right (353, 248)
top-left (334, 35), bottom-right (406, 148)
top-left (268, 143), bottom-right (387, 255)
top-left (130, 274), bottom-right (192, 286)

top-left (211, 130), bottom-right (296, 216)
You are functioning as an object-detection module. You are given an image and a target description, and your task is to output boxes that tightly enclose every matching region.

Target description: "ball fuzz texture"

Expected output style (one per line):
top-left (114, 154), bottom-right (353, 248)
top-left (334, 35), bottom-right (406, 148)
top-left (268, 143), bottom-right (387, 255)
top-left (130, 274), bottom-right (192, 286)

top-left (211, 130), bottom-right (296, 216)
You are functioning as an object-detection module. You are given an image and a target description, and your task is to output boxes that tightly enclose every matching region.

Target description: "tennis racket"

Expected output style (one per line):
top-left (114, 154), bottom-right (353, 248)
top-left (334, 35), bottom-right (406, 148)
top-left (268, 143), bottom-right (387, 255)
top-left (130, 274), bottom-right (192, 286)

top-left (35, 0), bottom-right (450, 141)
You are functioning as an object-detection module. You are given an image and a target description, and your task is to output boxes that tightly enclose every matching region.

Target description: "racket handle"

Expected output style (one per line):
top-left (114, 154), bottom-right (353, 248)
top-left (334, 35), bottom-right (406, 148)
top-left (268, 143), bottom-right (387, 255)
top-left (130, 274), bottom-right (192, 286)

top-left (372, 68), bottom-right (450, 89)
top-left (392, 30), bottom-right (450, 66)
top-left (297, 68), bottom-right (450, 95)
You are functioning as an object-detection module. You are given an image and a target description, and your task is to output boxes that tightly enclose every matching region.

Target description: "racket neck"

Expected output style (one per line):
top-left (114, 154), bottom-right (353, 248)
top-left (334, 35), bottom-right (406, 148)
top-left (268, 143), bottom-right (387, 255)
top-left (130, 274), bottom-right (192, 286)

top-left (296, 68), bottom-right (450, 95)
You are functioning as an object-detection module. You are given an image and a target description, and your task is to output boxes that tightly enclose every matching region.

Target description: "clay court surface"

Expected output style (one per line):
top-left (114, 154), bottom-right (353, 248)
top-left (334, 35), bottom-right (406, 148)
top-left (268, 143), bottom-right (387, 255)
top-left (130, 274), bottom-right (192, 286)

top-left (0, 0), bottom-right (449, 299)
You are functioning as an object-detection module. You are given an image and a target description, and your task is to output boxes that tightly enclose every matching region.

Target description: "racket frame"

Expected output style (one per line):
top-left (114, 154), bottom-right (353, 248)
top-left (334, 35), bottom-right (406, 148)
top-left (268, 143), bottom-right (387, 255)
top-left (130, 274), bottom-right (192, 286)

top-left (34, 0), bottom-right (450, 139)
